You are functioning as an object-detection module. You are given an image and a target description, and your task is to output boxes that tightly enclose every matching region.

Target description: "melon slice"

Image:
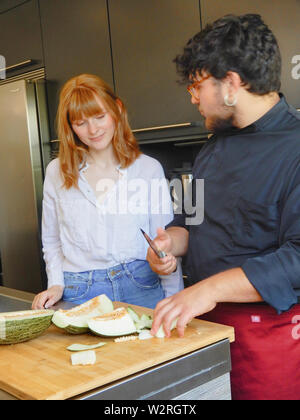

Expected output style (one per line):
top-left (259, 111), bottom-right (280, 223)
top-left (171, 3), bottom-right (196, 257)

top-left (88, 307), bottom-right (137, 337)
top-left (127, 307), bottom-right (153, 331)
top-left (71, 350), bottom-right (96, 366)
top-left (52, 295), bottom-right (114, 334)
top-left (67, 342), bottom-right (106, 352)
top-left (0, 309), bottom-right (54, 345)
top-left (155, 319), bottom-right (178, 338)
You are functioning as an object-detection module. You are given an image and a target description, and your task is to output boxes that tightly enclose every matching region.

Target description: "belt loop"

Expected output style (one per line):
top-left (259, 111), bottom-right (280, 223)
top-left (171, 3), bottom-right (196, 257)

top-left (121, 261), bottom-right (129, 276)
top-left (88, 270), bottom-right (93, 286)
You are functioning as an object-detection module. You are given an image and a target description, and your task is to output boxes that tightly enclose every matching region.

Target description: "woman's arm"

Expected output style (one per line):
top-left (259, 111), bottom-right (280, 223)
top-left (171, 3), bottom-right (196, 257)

top-left (32, 162), bottom-right (65, 309)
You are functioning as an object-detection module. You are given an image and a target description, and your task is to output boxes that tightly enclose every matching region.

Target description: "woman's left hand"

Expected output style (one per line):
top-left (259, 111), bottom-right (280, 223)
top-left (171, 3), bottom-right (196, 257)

top-left (32, 286), bottom-right (64, 310)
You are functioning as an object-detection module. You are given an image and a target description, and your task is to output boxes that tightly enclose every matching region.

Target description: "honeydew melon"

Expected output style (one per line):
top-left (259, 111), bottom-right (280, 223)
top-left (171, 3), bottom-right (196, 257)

top-left (52, 295), bottom-right (114, 334)
top-left (67, 342), bottom-right (106, 352)
top-left (88, 307), bottom-right (137, 337)
top-left (155, 319), bottom-right (178, 338)
top-left (127, 307), bottom-right (153, 331)
top-left (0, 309), bottom-right (54, 345)
top-left (71, 350), bottom-right (96, 366)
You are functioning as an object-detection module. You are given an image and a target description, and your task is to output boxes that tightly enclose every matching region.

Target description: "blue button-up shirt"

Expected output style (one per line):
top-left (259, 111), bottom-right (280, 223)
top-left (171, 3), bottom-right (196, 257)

top-left (168, 95), bottom-right (300, 313)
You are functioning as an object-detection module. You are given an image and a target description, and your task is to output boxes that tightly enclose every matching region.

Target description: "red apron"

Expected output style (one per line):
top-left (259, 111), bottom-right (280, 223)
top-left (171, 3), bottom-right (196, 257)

top-left (200, 303), bottom-right (300, 400)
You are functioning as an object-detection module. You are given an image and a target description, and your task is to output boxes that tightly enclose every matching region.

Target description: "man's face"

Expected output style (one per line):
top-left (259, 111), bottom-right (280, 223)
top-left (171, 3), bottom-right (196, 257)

top-left (189, 72), bottom-right (235, 133)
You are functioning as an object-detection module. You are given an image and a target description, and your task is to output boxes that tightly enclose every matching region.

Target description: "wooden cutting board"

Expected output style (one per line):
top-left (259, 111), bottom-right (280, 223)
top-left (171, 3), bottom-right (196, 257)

top-left (0, 302), bottom-right (234, 400)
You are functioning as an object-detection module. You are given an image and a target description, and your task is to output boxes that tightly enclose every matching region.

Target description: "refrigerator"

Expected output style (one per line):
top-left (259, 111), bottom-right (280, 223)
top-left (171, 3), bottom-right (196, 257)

top-left (0, 78), bottom-right (51, 294)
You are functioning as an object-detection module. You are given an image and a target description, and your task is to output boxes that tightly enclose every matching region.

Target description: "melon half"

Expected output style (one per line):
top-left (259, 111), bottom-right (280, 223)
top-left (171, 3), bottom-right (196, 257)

top-left (0, 309), bottom-right (54, 345)
top-left (88, 307), bottom-right (137, 337)
top-left (52, 295), bottom-right (114, 334)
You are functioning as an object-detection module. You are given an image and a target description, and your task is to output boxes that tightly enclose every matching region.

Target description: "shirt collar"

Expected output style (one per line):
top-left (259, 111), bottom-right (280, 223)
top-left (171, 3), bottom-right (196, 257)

top-left (215, 93), bottom-right (288, 138)
top-left (251, 93), bottom-right (287, 131)
top-left (79, 160), bottom-right (127, 176)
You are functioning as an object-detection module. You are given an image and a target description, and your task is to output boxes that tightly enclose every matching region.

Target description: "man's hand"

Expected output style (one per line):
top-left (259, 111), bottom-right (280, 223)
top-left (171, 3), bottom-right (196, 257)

top-left (151, 280), bottom-right (217, 337)
top-left (151, 268), bottom-right (263, 338)
top-left (146, 227), bottom-right (177, 275)
top-left (32, 286), bottom-right (64, 309)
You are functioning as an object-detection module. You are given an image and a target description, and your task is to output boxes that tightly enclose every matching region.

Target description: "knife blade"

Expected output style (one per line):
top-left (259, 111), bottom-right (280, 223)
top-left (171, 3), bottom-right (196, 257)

top-left (140, 229), bottom-right (166, 258)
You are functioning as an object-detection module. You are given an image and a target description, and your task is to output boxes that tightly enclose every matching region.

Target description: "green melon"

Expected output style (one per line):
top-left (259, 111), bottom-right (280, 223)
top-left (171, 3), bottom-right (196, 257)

top-left (0, 309), bottom-right (54, 345)
top-left (52, 294), bottom-right (114, 334)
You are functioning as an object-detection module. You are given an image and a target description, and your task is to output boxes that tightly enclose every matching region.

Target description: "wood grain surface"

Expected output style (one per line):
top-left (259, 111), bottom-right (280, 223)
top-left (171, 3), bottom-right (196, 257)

top-left (0, 303), bottom-right (234, 400)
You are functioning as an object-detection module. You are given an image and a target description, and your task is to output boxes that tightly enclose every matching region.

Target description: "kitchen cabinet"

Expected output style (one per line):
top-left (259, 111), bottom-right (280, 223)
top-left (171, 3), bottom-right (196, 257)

top-left (109, 0), bottom-right (202, 132)
top-left (0, 0), bottom-right (43, 77)
top-left (39, 0), bottom-right (114, 139)
top-left (0, 0), bottom-right (29, 13)
top-left (200, 0), bottom-right (300, 109)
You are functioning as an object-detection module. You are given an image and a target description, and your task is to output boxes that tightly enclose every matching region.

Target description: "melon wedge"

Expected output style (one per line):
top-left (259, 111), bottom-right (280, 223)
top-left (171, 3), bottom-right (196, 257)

top-left (88, 307), bottom-right (137, 337)
top-left (0, 309), bottom-right (54, 345)
top-left (52, 295), bottom-right (114, 334)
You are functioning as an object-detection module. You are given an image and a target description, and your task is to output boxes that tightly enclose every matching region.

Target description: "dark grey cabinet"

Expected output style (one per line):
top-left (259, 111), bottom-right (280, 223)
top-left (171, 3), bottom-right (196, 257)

top-left (200, 0), bottom-right (300, 109)
top-left (0, 0), bottom-right (43, 77)
top-left (109, 0), bottom-right (202, 131)
top-left (39, 0), bottom-right (114, 139)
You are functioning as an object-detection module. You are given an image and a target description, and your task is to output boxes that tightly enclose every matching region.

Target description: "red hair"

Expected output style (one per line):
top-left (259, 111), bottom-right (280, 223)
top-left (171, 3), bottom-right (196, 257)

top-left (57, 74), bottom-right (141, 189)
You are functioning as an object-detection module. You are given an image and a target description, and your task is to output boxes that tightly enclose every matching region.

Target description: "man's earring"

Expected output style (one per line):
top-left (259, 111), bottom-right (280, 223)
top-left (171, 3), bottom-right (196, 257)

top-left (224, 94), bottom-right (237, 107)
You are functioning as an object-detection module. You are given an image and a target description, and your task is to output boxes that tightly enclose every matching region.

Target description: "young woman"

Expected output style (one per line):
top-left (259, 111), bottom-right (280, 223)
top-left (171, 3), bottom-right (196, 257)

top-left (32, 74), bottom-right (182, 310)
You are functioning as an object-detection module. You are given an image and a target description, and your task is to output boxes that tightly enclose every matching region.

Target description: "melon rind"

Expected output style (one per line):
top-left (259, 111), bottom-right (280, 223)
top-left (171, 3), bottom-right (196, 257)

top-left (52, 295), bottom-right (114, 335)
top-left (0, 310), bottom-right (54, 345)
top-left (88, 307), bottom-right (137, 337)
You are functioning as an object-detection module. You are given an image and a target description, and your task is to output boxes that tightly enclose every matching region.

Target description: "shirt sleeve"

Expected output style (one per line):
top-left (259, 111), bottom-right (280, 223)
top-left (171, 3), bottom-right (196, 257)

top-left (242, 166), bottom-right (300, 313)
top-left (42, 163), bottom-right (65, 289)
top-left (147, 160), bottom-right (184, 297)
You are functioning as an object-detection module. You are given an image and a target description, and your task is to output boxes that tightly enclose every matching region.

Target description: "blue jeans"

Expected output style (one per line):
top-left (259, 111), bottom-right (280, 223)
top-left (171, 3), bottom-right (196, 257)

top-left (62, 260), bottom-right (165, 309)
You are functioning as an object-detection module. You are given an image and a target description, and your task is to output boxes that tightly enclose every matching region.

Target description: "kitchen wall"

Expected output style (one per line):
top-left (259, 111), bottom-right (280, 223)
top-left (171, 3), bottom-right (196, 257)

top-left (0, 0), bottom-right (299, 174)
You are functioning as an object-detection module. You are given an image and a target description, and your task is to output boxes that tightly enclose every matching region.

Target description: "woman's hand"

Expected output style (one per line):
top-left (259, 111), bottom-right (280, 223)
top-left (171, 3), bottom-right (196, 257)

top-left (32, 286), bottom-right (64, 310)
top-left (146, 228), bottom-right (177, 275)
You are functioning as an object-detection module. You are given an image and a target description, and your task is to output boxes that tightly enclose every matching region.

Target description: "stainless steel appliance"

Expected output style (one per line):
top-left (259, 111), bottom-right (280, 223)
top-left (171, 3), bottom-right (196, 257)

top-left (0, 72), bottom-right (50, 293)
top-left (168, 162), bottom-right (193, 213)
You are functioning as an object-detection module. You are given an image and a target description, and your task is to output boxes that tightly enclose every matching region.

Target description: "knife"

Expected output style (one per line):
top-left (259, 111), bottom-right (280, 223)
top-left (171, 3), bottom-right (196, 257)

top-left (140, 229), bottom-right (167, 258)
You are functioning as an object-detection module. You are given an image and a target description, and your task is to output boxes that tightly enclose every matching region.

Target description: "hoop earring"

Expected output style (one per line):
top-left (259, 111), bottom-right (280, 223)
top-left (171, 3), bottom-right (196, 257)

top-left (224, 94), bottom-right (237, 107)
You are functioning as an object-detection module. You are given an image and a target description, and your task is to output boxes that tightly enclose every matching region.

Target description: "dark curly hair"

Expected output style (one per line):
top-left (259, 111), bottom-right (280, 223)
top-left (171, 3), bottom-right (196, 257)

top-left (174, 14), bottom-right (281, 94)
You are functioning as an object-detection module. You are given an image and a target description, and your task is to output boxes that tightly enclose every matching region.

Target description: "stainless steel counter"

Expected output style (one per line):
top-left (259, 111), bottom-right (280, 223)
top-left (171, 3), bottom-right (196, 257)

top-left (0, 287), bottom-right (232, 400)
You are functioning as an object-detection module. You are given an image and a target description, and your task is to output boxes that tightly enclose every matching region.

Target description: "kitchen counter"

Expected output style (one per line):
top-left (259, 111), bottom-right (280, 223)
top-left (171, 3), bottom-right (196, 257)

top-left (0, 287), bottom-right (234, 400)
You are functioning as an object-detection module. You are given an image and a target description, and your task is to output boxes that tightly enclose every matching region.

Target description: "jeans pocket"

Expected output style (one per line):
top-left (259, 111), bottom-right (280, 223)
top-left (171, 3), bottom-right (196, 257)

top-left (63, 274), bottom-right (90, 302)
top-left (126, 261), bottom-right (160, 290)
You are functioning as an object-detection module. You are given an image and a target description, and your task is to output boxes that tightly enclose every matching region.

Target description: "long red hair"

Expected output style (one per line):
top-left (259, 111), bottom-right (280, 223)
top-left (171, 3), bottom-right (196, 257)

top-left (57, 74), bottom-right (141, 189)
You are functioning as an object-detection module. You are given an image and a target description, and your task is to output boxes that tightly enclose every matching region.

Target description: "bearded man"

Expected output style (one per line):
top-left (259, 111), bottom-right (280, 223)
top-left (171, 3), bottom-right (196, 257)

top-left (147, 14), bottom-right (300, 400)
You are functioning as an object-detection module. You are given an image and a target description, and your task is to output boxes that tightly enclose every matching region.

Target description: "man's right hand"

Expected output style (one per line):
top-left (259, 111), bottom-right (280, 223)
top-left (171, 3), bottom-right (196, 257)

top-left (146, 227), bottom-right (177, 275)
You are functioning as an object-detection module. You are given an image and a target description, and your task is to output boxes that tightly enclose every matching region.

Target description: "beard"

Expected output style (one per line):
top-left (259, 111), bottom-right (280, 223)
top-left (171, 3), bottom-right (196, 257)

top-left (205, 113), bottom-right (236, 134)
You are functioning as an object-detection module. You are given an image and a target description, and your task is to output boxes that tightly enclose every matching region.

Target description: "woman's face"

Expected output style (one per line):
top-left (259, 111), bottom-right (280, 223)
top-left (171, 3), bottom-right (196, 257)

top-left (71, 95), bottom-right (116, 152)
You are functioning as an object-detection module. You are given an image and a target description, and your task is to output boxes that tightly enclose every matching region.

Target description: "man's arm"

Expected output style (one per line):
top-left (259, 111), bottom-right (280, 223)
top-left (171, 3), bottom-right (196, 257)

top-left (151, 267), bottom-right (263, 337)
top-left (166, 226), bottom-right (189, 256)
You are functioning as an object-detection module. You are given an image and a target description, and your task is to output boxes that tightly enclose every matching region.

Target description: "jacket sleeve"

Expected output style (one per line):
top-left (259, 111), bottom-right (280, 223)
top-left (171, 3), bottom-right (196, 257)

top-left (242, 167), bottom-right (300, 313)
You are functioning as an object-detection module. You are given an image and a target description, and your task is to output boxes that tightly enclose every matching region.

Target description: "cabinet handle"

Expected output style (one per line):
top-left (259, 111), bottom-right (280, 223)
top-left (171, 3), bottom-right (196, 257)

top-left (1, 59), bottom-right (33, 73)
top-left (132, 122), bottom-right (201, 133)
top-left (174, 139), bottom-right (208, 147)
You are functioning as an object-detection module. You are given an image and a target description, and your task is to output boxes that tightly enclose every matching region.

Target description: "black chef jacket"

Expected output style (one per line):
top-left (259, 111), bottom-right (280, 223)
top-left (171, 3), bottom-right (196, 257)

top-left (167, 95), bottom-right (300, 313)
